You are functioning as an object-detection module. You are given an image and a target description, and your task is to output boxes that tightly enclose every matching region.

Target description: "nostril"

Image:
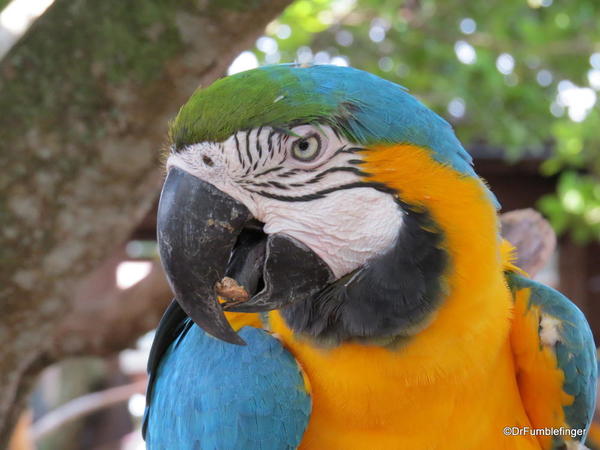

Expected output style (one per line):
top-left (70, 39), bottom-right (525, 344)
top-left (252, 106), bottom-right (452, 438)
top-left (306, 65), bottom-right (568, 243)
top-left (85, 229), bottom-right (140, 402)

top-left (202, 155), bottom-right (214, 167)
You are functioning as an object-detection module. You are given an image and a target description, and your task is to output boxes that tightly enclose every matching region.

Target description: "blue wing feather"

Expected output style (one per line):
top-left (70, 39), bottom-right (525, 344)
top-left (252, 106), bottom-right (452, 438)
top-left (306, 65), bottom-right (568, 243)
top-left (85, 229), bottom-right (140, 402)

top-left (507, 272), bottom-right (597, 442)
top-left (144, 321), bottom-right (311, 450)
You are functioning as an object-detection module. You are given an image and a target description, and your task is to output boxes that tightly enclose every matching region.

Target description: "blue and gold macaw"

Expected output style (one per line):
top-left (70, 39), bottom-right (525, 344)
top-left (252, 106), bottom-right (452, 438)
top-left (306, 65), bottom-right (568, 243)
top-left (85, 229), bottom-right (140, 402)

top-left (143, 64), bottom-right (597, 449)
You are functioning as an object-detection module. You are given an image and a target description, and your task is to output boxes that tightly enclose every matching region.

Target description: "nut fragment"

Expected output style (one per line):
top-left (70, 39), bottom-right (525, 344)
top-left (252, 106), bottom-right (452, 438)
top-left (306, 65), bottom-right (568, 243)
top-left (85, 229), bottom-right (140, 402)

top-left (215, 277), bottom-right (250, 302)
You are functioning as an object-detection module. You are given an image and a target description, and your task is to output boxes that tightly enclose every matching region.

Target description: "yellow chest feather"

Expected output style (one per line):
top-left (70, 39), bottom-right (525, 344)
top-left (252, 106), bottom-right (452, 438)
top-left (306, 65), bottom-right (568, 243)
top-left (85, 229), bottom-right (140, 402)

top-left (266, 144), bottom-right (544, 448)
top-left (269, 293), bottom-right (536, 450)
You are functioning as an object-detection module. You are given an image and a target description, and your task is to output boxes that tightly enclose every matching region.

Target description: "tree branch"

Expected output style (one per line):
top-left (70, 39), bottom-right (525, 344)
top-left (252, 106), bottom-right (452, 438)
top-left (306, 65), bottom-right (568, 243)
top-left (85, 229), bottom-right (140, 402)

top-left (30, 380), bottom-right (146, 442)
top-left (500, 208), bottom-right (557, 277)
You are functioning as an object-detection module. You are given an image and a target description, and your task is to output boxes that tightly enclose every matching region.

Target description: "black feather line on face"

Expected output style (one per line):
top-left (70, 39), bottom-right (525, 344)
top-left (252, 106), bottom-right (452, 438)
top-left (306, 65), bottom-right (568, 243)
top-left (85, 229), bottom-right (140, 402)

top-left (255, 166), bottom-right (284, 177)
top-left (245, 130), bottom-right (252, 164)
top-left (267, 129), bottom-right (275, 156)
top-left (233, 133), bottom-right (244, 167)
top-left (276, 169), bottom-right (299, 178)
top-left (256, 126), bottom-right (264, 159)
top-left (268, 181), bottom-right (289, 190)
top-left (280, 201), bottom-right (448, 346)
top-left (245, 181), bottom-right (392, 202)
top-left (302, 167), bottom-right (368, 185)
top-left (332, 146), bottom-right (363, 157)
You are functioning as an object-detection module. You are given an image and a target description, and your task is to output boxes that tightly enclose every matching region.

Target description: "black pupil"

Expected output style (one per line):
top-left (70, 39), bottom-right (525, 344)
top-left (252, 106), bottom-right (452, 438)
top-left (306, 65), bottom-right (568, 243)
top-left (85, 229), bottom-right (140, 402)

top-left (298, 140), bottom-right (309, 151)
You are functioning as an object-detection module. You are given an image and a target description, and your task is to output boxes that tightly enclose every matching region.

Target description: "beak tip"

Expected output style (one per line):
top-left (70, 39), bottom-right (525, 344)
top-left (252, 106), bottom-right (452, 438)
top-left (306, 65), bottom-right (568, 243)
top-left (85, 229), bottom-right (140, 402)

top-left (234, 339), bottom-right (247, 346)
top-left (221, 332), bottom-right (247, 346)
top-left (178, 300), bottom-right (248, 346)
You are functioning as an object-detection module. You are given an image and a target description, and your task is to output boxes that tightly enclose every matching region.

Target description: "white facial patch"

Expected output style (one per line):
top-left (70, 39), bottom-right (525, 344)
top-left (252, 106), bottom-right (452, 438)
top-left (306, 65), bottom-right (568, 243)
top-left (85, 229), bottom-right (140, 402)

top-left (259, 187), bottom-right (403, 278)
top-left (166, 125), bottom-right (404, 278)
top-left (167, 142), bottom-right (261, 217)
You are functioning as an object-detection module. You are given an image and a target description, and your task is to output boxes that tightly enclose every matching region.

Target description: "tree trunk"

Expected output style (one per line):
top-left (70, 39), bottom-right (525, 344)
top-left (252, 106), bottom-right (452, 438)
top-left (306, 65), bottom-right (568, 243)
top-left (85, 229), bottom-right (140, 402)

top-left (0, 0), bottom-right (291, 444)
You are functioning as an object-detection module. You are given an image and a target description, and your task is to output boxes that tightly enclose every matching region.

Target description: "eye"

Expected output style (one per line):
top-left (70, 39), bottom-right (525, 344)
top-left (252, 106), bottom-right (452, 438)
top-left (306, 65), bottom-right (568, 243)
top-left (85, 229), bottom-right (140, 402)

top-left (291, 134), bottom-right (321, 161)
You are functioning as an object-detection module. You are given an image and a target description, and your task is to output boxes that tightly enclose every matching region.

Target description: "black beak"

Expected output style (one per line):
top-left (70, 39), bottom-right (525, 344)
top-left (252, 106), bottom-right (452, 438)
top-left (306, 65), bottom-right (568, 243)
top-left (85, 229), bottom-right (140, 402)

top-left (157, 167), bottom-right (334, 345)
top-left (157, 167), bottom-right (251, 345)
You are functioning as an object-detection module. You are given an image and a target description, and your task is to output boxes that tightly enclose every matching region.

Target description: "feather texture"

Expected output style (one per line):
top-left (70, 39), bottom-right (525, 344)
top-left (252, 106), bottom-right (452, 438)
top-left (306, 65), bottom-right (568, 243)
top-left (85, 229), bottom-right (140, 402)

top-left (507, 272), bottom-right (597, 448)
top-left (170, 64), bottom-right (497, 209)
top-left (144, 322), bottom-right (311, 449)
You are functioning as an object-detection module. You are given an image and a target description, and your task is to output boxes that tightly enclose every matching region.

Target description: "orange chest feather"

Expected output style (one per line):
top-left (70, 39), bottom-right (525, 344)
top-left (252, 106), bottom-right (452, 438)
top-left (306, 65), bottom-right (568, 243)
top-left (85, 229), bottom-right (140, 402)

top-left (269, 288), bottom-right (538, 450)
top-left (268, 144), bottom-right (542, 448)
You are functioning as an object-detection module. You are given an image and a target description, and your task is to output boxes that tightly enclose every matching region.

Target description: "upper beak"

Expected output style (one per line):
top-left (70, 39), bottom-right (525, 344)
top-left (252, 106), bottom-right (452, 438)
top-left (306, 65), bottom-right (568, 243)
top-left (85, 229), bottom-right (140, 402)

top-left (157, 167), bottom-right (334, 345)
top-left (157, 167), bottom-right (251, 345)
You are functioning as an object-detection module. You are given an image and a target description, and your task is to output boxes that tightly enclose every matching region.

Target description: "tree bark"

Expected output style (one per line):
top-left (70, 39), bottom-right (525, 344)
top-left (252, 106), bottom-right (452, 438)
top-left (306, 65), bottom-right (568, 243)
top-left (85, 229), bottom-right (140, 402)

top-left (50, 248), bottom-right (172, 358)
top-left (0, 0), bottom-right (291, 444)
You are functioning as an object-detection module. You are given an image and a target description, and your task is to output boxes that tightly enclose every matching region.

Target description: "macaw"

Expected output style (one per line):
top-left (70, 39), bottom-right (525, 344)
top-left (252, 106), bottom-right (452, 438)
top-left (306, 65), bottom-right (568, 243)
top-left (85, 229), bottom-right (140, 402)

top-left (142, 64), bottom-right (597, 449)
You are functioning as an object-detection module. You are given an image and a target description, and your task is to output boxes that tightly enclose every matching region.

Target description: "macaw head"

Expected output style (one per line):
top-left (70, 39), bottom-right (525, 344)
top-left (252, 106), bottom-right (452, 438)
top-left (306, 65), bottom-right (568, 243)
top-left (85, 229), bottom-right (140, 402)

top-left (157, 64), bottom-right (500, 346)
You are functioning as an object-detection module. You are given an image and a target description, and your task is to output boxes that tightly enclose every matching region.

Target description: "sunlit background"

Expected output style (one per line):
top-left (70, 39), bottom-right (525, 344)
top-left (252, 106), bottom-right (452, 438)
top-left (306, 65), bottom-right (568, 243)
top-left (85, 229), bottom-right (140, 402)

top-left (3, 0), bottom-right (599, 449)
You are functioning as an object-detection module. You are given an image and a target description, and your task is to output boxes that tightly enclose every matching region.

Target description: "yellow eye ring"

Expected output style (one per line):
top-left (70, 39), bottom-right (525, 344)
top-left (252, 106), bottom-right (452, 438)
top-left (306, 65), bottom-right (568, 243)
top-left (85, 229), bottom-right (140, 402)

top-left (292, 134), bottom-right (322, 161)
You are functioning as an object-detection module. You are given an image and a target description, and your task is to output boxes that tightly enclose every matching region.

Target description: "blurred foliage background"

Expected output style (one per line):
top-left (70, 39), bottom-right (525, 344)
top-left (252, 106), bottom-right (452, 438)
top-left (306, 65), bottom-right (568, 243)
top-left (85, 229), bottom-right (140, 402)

top-left (230, 0), bottom-right (600, 243)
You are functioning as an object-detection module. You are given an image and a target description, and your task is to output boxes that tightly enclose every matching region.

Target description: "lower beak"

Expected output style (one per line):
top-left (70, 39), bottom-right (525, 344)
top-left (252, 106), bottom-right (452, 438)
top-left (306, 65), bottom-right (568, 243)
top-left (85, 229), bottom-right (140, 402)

top-left (157, 167), bottom-right (251, 345)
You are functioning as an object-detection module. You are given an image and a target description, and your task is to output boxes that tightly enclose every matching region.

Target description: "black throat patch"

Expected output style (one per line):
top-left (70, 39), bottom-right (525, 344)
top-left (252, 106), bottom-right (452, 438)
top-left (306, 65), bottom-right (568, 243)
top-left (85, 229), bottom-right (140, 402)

top-left (279, 201), bottom-right (448, 347)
